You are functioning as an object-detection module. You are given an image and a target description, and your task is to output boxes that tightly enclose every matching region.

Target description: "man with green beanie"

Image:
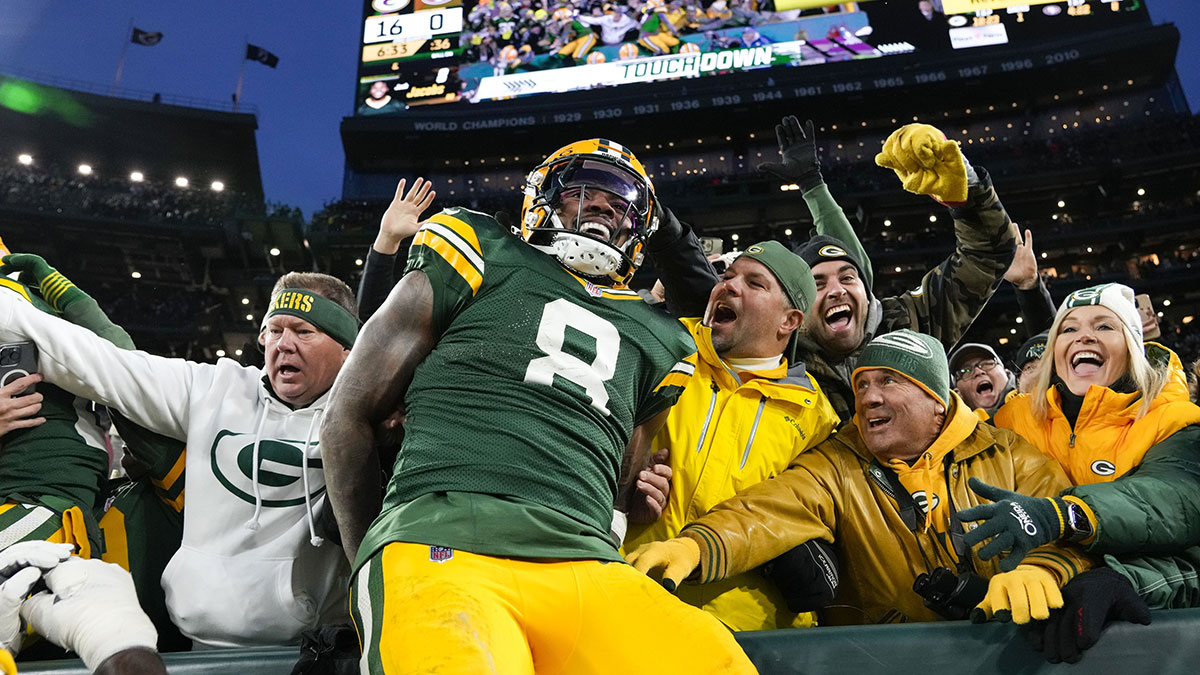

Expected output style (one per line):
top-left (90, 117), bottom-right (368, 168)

top-left (623, 240), bottom-right (841, 632)
top-left (628, 328), bottom-right (1091, 629)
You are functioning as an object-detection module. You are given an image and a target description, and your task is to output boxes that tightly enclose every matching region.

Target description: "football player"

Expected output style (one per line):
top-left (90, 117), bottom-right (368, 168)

top-left (322, 140), bottom-right (757, 674)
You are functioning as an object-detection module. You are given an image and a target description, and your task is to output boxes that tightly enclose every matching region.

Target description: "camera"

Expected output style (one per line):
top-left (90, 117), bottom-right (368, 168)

top-left (912, 567), bottom-right (988, 621)
top-left (0, 342), bottom-right (39, 396)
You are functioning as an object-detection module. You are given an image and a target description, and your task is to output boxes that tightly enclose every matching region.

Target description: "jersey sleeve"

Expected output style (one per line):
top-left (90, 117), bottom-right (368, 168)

top-left (635, 353), bottom-right (697, 426)
top-left (402, 209), bottom-right (489, 333)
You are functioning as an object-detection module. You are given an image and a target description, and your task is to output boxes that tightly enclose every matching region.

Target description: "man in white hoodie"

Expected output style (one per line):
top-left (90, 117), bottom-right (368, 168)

top-left (0, 271), bottom-right (358, 649)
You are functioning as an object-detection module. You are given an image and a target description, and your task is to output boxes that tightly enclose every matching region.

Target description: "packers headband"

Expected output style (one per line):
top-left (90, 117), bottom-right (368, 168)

top-left (263, 289), bottom-right (358, 348)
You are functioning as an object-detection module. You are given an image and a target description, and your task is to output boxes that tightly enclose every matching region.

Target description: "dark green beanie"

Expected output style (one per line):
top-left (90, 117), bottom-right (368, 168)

top-left (738, 241), bottom-right (816, 312)
top-left (852, 329), bottom-right (950, 407)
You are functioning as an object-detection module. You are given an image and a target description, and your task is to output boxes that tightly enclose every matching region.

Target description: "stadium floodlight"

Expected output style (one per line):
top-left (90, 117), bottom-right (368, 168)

top-left (17, 154), bottom-right (32, 166)
top-left (731, 234), bottom-right (739, 242)
top-left (130, 171), bottom-right (145, 182)
top-left (1057, 200), bottom-right (1066, 208)
top-left (131, 271), bottom-right (142, 279)
top-left (1163, 299), bottom-right (1171, 307)
top-left (928, 214), bottom-right (937, 223)
top-left (175, 176), bottom-right (189, 188)
top-left (246, 314), bottom-right (254, 321)
top-left (1184, 316), bottom-right (1194, 326)
top-left (1137, 188), bottom-right (1146, 196)
top-left (355, 258), bottom-right (364, 266)
top-left (77, 164), bottom-right (93, 176)
top-left (210, 181), bottom-right (225, 192)
top-left (883, 219), bottom-right (892, 227)
top-left (1041, 252), bottom-right (1048, 259)
top-left (269, 247), bottom-right (281, 257)
top-left (216, 349), bottom-right (226, 358)
top-left (235, 349), bottom-right (243, 356)
top-left (1086, 247), bottom-right (1093, 253)
top-left (241, 297), bottom-right (250, 305)
top-left (784, 229), bottom-right (792, 236)
top-left (894, 266), bottom-right (902, 273)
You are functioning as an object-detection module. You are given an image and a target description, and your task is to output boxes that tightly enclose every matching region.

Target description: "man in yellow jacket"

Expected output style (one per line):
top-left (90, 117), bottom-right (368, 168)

top-left (623, 240), bottom-right (840, 631)
top-left (629, 330), bottom-right (1091, 627)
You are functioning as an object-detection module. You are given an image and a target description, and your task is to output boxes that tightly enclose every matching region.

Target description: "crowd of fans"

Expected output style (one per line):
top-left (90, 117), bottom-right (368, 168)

top-left (2, 104), bottom-right (1200, 672)
top-left (0, 158), bottom-right (257, 229)
top-left (462, 0), bottom-right (843, 67)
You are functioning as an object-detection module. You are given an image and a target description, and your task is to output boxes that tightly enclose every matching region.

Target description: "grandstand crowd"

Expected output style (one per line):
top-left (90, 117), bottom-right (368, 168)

top-left (1, 102), bottom-right (1200, 674)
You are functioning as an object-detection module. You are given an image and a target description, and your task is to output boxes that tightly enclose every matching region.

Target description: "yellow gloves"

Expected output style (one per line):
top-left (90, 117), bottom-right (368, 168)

top-left (625, 537), bottom-right (700, 592)
top-left (875, 123), bottom-right (968, 203)
top-left (973, 565), bottom-right (1064, 624)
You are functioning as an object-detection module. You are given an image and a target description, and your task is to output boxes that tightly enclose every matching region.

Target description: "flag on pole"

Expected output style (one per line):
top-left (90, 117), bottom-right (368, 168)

top-left (131, 28), bottom-right (163, 46)
top-left (245, 44), bottom-right (280, 68)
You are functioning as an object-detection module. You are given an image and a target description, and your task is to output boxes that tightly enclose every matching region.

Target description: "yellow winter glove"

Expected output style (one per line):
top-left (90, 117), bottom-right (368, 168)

top-left (624, 537), bottom-right (700, 592)
top-left (875, 123), bottom-right (968, 203)
top-left (971, 565), bottom-right (1063, 625)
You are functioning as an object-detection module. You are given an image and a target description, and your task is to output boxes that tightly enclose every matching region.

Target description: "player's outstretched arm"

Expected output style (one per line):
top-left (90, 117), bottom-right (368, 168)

top-left (322, 270), bottom-right (438, 564)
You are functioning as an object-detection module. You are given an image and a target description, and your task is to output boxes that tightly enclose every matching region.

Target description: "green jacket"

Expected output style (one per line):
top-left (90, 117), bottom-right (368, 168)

top-left (1065, 425), bottom-right (1200, 608)
top-left (795, 168), bottom-right (1016, 421)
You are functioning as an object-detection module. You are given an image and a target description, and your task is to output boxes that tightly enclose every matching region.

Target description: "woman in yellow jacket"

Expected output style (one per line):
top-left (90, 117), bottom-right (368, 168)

top-left (959, 283), bottom-right (1200, 662)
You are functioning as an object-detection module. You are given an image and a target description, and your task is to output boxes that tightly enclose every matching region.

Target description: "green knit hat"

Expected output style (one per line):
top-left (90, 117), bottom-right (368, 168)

top-left (852, 329), bottom-right (950, 407)
top-left (738, 241), bottom-right (816, 312)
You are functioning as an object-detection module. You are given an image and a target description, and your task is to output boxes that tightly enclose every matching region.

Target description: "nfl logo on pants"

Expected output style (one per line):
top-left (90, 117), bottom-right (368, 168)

top-left (429, 546), bottom-right (454, 563)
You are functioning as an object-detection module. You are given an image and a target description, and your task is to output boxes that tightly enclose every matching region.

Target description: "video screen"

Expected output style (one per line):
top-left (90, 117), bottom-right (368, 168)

top-left (353, 0), bottom-right (1149, 114)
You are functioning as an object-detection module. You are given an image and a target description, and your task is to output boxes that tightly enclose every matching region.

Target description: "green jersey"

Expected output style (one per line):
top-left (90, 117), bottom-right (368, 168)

top-left (357, 208), bottom-right (695, 567)
top-left (0, 279), bottom-right (110, 514)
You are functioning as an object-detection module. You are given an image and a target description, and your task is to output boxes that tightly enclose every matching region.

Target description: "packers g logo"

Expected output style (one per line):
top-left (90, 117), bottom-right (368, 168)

top-left (746, 245), bottom-right (764, 254)
top-left (818, 245), bottom-right (847, 258)
top-left (872, 332), bottom-right (933, 358)
top-left (1090, 460), bottom-right (1117, 477)
top-left (912, 491), bottom-right (940, 514)
top-left (373, 0), bottom-right (411, 13)
top-left (210, 430), bottom-right (325, 507)
top-left (1064, 284), bottom-right (1115, 308)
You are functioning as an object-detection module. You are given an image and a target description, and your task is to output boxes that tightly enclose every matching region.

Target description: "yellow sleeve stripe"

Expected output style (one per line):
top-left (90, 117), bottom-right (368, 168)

top-left (653, 356), bottom-right (697, 391)
top-left (41, 272), bottom-right (74, 306)
top-left (413, 230), bottom-right (484, 296)
top-left (162, 489), bottom-right (185, 513)
top-left (152, 450), bottom-right (187, 494)
top-left (653, 372), bottom-right (691, 392)
top-left (428, 213), bottom-right (483, 257)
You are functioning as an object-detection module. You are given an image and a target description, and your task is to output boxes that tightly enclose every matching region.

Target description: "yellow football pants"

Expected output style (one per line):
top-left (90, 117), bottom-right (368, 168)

top-left (352, 542), bottom-right (758, 675)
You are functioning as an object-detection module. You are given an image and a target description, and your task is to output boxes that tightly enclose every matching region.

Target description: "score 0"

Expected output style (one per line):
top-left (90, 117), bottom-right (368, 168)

top-left (363, 8), bottom-right (463, 44)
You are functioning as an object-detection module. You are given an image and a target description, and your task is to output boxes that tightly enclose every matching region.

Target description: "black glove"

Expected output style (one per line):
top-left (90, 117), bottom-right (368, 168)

top-left (760, 539), bottom-right (839, 613)
top-left (756, 116), bottom-right (823, 192)
top-left (646, 201), bottom-right (684, 253)
top-left (1027, 568), bottom-right (1150, 664)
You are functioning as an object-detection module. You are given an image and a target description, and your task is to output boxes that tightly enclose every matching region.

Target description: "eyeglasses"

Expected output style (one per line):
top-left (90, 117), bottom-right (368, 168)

top-left (953, 359), bottom-right (999, 382)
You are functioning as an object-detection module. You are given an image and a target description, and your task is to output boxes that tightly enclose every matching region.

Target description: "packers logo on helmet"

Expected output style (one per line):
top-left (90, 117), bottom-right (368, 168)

top-left (520, 139), bottom-right (658, 288)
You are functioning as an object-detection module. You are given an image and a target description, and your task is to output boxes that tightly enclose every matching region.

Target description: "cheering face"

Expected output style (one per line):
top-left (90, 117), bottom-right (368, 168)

top-left (261, 314), bottom-right (349, 407)
top-left (855, 369), bottom-right (945, 462)
top-left (953, 355), bottom-right (1008, 410)
top-left (805, 261), bottom-right (869, 356)
top-left (704, 257), bottom-right (799, 359)
top-left (1053, 305), bottom-right (1131, 396)
top-left (368, 81), bottom-right (390, 101)
top-left (554, 186), bottom-right (634, 247)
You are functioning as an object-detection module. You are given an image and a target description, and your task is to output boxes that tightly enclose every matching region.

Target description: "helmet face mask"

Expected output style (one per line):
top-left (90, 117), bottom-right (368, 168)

top-left (522, 139), bottom-right (658, 288)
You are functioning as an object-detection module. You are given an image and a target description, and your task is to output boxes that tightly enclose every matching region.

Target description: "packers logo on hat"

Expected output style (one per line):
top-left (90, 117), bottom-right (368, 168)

top-left (1064, 283), bottom-right (1116, 308)
top-left (872, 331), bottom-right (934, 358)
top-left (818, 244), bottom-right (848, 258)
top-left (746, 245), bottom-right (764, 254)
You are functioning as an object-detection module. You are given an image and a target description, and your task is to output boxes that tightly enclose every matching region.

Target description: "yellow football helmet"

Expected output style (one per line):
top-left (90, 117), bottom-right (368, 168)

top-left (521, 139), bottom-right (658, 288)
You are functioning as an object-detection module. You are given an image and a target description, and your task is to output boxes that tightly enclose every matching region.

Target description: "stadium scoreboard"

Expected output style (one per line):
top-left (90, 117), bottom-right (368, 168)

top-left (353, 0), bottom-right (1150, 117)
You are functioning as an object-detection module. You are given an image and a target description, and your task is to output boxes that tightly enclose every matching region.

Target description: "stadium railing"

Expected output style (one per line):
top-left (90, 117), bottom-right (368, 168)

top-left (18, 608), bottom-right (1200, 674)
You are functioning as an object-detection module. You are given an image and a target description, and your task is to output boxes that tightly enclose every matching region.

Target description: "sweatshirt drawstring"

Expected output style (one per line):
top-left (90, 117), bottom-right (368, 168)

top-left (300, 407), bottom-right (325, 548)
top-left (244, 400), bottom-right (271, 531)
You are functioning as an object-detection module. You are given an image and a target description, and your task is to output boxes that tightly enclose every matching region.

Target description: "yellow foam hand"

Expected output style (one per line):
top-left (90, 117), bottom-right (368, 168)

top-left (972, 564), bottom-right (1064, 624)
top-left (874, 123), bottom-right (968, 203)
top-left (624, 537), bottom-right (700, 592)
